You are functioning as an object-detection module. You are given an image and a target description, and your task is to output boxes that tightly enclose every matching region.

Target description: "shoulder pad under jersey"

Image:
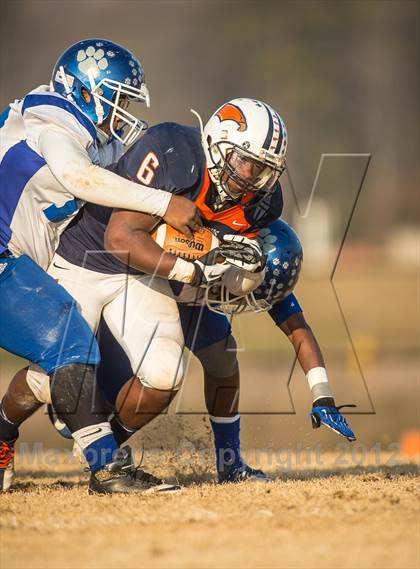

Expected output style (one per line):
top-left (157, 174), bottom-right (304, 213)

top-left (146, 123), bottom-right (203, 189)
top-left (113, 122), bottom-right (203, 193)
top-left (21, 86), bottom-right (96, 148)
top-left (245, 182), bottom-right (284, 231)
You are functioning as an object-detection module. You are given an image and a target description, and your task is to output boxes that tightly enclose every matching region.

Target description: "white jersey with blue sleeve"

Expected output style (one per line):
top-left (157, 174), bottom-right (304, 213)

top-left (0, 85), bottom-right (122, 269)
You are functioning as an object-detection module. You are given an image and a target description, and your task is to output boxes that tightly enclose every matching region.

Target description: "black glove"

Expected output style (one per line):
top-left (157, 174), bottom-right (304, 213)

top-left (219, 234), bottom-right (266, 272)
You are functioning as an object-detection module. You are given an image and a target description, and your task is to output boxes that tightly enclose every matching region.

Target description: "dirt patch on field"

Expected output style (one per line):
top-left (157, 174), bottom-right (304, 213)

top-left (0, 452), bottom-right (419, 569)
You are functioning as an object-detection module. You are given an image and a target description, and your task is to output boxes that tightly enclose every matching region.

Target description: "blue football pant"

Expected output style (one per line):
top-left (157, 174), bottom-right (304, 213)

top-left (0, 254), bottom-right (99, 374)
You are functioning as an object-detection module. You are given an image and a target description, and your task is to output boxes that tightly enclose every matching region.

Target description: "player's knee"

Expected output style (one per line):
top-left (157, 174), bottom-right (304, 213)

top-left (140, 338), bottom-right (184, 391)
top-left (50, 363), bottom-right (109, 432)
top-left (26, 365), bottom-right (52, 403)
top-left (196, 335), bottom-right (238, 378)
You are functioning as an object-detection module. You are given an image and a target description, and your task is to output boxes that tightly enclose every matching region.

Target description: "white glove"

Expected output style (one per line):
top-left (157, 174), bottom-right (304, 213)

top-left (189, 249), bottom-right (230, 287)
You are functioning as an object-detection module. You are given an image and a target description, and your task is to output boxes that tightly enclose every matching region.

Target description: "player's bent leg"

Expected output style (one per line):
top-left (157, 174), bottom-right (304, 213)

top-left (116, 377), bottom-right (178, 431)
top-left (196, 333), bottom-right (269, 484)
top-left (0, 368), bottom-right (43, 491)
top-left (94, 277), bottom-right (185, 492)
top-left (103, 274), bottom-right (185, 434)
top-left (0, 255), bottom-right (93, 491)
top-left (0, 256), bottom-right (155, 493)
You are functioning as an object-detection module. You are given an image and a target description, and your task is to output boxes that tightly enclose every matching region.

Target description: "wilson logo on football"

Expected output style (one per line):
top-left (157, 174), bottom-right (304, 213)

top-left (151, 223), bottom-right (219, 261)
top-left (174, 236), bottom-right (205, 252)
top-left (216, 103), bottom-right (247, 132)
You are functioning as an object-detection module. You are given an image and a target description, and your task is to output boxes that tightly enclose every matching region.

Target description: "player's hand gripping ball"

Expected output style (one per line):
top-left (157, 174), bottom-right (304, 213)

top-left (151, 223), bottom-right (220, 261)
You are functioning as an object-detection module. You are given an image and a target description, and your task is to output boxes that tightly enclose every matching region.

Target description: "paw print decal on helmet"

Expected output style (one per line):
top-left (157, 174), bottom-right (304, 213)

top-left (257, 228), bottom-right (278, 254)
top-left (77, 46), bottom-right (109, 76)
top-left (205, 219), bottom-right (303, 316)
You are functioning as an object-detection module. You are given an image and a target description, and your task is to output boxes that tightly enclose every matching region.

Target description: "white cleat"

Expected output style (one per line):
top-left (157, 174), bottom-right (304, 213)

top-left (0, 440), bottom-right (15, 492)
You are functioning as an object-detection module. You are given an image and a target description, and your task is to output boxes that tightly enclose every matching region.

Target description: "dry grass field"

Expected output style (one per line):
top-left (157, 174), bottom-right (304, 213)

top-left (1, 270), bottom-right (418, 569)
top-left (1, 450), bottom-right (419, 569)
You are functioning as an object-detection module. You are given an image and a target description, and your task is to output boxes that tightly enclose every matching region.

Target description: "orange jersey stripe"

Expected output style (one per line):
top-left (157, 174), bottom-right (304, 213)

top-left (195, 170), bottom-right (258, 238)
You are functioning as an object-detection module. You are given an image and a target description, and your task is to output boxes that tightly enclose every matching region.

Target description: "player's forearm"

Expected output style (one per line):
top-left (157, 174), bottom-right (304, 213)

top-left (39, 128), bottom-right (171, 217)
top-left (288, 326), bottom-right (325, 374)
top-left (63, 161), bottom-right (171, 216)
top-left (281, 314), bottom-right (333, 402)
top-left (291, 330), bottom-right (334, 402)
top-left (105, 226), bottom-right (178, 277)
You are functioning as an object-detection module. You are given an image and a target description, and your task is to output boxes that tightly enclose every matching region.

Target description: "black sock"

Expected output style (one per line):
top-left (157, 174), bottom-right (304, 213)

top-left (0, 403), bottom-right (19, 443)
top-left (110, 415), bottom-right (137, 446)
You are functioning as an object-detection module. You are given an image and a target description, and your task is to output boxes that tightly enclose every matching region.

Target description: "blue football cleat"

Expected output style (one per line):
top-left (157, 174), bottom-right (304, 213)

top-left (310, 403), bottom-right (356, 442)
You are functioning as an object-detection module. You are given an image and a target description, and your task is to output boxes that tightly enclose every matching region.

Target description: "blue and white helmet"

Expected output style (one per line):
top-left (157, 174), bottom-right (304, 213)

top-left (51, 38), bottom-right (150, 145)
top-left (206, 219), bottom-right (303, 314)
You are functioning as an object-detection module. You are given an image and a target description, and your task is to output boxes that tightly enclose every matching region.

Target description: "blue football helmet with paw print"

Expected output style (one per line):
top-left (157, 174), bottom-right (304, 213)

top-left (206, 219), bottom-right (303, 314)
top-left (51, 38), bottom-right (149, 144)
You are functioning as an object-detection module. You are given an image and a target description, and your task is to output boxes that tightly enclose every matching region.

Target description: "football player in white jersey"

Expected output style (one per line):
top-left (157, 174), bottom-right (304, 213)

top-left (0, 38), bottom-right (201, 494)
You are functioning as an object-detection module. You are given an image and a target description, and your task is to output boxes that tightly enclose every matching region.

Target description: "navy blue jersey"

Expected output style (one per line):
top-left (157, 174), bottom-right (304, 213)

top-left (58, 122), bottom-right (283, 274)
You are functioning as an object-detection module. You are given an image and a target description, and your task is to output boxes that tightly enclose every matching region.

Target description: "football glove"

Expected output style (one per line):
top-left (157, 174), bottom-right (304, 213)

top-left (219, 234), bottom-right (266, 273)
top-left (189, 249), bottom-right (230, 287)
top-left (189, 235), bottom-right (265, 287)
top-left (310, 398), bottom-right (356, 442)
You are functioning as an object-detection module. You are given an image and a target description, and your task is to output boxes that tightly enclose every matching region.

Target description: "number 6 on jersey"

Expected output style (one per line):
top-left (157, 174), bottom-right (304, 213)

top-left (136, 152), bottom-right (159, 185)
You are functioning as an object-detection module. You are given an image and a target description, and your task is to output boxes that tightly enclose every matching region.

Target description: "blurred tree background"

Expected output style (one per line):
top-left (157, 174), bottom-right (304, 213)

top-left (1, 0), bottom-right (418, 243)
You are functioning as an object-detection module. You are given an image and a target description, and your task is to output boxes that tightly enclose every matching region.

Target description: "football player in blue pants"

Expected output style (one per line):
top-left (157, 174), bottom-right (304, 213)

top-left (0, 38), bottom-right (200, 494)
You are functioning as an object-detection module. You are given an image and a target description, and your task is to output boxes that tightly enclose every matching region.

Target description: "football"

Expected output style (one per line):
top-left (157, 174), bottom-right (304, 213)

top-left (222, 265), bottom-right (265, 295)
top-left (150, 223), bottom-right (219, 261)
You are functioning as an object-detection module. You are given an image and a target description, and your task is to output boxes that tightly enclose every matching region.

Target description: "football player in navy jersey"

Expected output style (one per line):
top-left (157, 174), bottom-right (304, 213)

top-left (1, 98), bottom-right (355, 486)
top-left (89, 217), bottom-right (356, 484)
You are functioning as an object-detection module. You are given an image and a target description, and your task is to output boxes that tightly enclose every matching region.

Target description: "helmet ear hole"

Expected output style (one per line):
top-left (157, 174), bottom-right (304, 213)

top-left (81, 87), bottom-right (91, 103)
top-left (208, 140), bottom-right (221, 164)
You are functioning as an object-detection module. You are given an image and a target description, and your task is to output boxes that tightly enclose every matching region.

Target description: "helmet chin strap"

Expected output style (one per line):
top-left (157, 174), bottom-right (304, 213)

top-left (87, 68), bottom-right (104, 125)
top-left (207, 166), bottom-right (238, 210)
top-left (58, 66), bottom-right (74, 99)
top-left (96, 127), bottom-right (111, 145)
top-left (191, 108), bottom-right (231, 209)
top-left (53, 66), bottom-right (75, 101)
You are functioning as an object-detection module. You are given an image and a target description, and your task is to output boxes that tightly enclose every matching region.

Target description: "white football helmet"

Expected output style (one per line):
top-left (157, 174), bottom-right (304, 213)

top-left (192, 98), bottom-right (287, 206)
